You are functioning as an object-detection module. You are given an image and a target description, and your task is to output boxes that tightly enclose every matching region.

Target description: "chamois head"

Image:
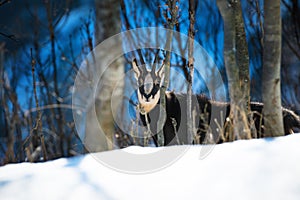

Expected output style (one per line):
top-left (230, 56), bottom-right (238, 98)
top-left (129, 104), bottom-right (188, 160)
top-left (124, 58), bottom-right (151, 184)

top-left (132, 58), bottom-right (164, 115)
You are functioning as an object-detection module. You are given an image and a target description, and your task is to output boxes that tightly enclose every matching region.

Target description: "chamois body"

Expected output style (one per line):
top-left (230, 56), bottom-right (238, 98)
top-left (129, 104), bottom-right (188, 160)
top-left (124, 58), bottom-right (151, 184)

top-left (140, 93), bottom-right (300, 145)
top-left (132, 57), bottom-right (300, 146)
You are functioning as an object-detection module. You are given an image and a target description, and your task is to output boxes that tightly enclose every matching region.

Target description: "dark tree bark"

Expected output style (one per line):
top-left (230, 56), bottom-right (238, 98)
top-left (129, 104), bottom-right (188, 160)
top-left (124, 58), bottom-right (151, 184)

top-left (233, 0), bottom-right (252, 139)
top-left (217, 0), bottom-right (251, 141)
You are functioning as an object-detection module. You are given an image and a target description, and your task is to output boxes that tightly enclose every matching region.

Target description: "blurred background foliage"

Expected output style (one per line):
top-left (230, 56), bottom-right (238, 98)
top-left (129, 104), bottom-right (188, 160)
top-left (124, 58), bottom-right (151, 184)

top-left (0, 0), bottom-right (299, 165)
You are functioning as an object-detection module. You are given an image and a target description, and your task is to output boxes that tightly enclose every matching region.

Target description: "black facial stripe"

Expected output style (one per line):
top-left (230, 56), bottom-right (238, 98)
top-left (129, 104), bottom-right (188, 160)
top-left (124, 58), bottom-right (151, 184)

top-left (139, 84), bottom-right (160, 101)
top-left (151, 84), bottom-right (160, 98)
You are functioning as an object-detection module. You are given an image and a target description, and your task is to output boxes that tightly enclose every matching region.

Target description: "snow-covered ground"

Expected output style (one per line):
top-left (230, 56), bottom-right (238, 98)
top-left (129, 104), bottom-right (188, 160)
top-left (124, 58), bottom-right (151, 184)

top-left (1, 134), bottom-right (300, 200)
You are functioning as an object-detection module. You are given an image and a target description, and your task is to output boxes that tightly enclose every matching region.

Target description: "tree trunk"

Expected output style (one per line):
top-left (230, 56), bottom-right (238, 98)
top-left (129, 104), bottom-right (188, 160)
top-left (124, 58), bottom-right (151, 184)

top-left (157, 0), bottom-right (178, 146)
top-left (233, 0), bottom-right (251, 139)
top-left (217, 0), bottom-right (250, 141)
top-left (187, 0), bottom-right (195, 144)
top-left (0, 44), bottom-right (15, 163)
top-left (85, 0), bottom-right (124, 152)
top-left (262, 0), bottom-right (284, 137)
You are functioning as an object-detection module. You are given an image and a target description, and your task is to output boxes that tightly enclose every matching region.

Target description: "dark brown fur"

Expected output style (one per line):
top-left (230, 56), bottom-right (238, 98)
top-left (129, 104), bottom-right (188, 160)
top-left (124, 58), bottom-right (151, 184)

top-left (140, 93), bottom-right (300, 146)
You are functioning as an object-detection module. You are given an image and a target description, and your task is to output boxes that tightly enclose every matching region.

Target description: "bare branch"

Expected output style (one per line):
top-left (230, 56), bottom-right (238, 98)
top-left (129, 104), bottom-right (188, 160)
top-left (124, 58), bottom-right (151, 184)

top-left (0, 0), bottom-right (11, 7)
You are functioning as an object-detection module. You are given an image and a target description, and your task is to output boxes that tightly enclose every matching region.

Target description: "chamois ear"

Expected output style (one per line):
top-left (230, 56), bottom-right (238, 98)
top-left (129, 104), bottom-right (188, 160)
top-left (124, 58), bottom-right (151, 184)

top-left (132, 58), bottom-right (141, 81)
top-left (156, 63), bottom-right (165, 81)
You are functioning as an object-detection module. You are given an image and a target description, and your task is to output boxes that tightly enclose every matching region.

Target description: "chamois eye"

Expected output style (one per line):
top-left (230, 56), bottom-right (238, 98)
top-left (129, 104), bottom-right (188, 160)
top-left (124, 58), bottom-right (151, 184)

top-left (154, 79), bottom-right (160, 85)
top-left (138, 79), bottom-right (144, 86)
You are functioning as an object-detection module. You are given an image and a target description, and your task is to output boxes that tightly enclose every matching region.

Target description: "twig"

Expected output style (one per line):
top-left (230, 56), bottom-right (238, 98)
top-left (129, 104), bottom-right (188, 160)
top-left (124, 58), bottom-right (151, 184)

top-left (0, 32), bottom-right (18, 42)
top-left (45, 0), bottom-right (65, 155)
top-left (144, 113), bottom-right (152, 147)
top-left (24, 104), bottom-right (84, 116)
top-left (0, 0), bottom-right (11, 7)
top-left (31, 48), bottom-right (42, 133)
top-left (170, 117), bottom-right (180, 145)
top-left (214, 110), bottom-right (225, 143)
top-left (30, 48), bottom-right (47, 161)
top-left (192, 108), bottom-right (200, 144)
top-left (40, 135), bottom-right (47, 161)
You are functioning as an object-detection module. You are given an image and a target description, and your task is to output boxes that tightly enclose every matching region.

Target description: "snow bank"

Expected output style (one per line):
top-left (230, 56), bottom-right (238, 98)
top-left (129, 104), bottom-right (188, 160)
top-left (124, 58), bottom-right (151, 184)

top-left (1, 134), bottom-right (300, 200)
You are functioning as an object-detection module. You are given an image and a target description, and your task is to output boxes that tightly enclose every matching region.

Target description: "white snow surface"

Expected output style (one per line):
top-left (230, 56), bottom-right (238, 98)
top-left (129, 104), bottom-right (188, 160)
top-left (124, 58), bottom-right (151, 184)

top-left (1, 134), bottom-right (300, 200)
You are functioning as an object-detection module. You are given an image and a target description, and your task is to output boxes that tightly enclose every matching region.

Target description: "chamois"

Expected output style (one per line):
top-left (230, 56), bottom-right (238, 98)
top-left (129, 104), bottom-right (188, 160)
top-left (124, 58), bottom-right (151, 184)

top-left (132, 58), bottom-right (300, 146)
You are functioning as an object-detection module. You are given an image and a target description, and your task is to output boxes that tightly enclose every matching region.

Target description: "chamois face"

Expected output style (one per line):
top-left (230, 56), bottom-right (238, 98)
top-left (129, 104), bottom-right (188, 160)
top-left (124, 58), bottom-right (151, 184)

top-left (132, 58), bottom-right (164, 115)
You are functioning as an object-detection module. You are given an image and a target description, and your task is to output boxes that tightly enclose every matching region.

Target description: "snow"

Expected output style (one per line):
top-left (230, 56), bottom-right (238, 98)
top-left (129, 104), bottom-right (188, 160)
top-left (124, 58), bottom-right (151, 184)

top-left (1, 134), bottom-right (300, 200)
